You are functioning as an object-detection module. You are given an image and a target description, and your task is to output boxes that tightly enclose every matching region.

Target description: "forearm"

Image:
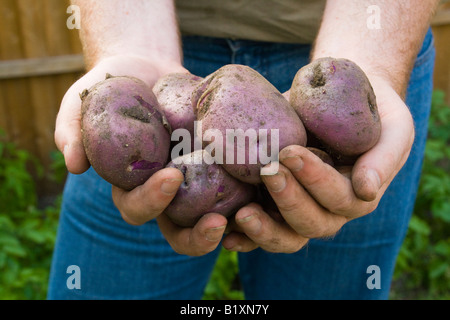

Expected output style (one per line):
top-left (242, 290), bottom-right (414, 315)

top-left (312, 0), bottom-right (439, 97)
top-left (72, 0), bottom-right (183, 72)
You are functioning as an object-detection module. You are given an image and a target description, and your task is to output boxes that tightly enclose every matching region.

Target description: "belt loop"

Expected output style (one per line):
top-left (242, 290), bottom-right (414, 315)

top-left (226, 39), bottom-right (240, 64)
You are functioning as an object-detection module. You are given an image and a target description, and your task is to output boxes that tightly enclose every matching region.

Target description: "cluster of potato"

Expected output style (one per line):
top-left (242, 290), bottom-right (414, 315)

top-left (80, 58), bottom-right (381, 227)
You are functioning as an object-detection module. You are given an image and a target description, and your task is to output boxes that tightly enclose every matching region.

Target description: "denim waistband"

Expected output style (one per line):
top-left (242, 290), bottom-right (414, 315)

top-left (182, 26), bottom-right (434, 65)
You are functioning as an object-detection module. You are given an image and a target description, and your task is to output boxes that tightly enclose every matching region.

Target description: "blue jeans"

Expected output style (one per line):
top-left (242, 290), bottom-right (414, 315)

top-left (47, 29), bottom-right (435, 300)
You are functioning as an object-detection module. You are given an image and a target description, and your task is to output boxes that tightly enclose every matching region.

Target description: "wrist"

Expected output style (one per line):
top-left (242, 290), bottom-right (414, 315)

top-left (90, 54), bottom-right (187, 88)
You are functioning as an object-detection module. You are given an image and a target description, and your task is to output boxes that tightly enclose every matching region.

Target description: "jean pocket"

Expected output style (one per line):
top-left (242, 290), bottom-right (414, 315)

top-left (414, 28), bottom-right (436, 68)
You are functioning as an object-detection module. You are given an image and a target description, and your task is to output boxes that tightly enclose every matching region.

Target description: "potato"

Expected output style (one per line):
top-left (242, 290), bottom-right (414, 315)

top-left (81, 74), bottom-right (171, 191)
top-left (192, 64), bottom-right (307, 184)
top-left (153, 72), bottom-right (202, 138)
top-left (290, 57), bottom-right (381, 158)
top-left (164, 150), bottom-right (256, 227)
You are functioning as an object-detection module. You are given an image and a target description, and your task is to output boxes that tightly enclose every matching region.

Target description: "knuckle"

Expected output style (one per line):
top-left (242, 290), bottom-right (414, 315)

top-left (169, 242), bottom-right (185, 255)
top-left (277, 199), bottom-right (300, 214)
top-left (119, 209), bottom-right (144, 226)
top-left (185, 243), bottom-right (214, 257)
top-left (290, 214), bottom-right (324, 239)
top-left (366, 201), bottom-right (379, 214)
top-left (332, 195), bottom-right (354, 215)
top-left (263, 236), bottom-right (307, 254)
top-left (167, 236), bottom-right (191, 255)
top-left (288, 238), bottom-right (309, 253)
top-left (301, 228), bottom-right (324, 239)
top-left (280, 243), bottom-right (304, 254)
top-left (251, 233), bottom-right (273, 249)
top-left (355, 201), bottom-right (379, 218)
top-left (193, 247), bottom-right (213, 257)
top-left (300, 221), bottom-right (332, 239)
top-left (187, 234), bottom-right (217, 257)
top-left (302, 217), bottom-right (345, 239)
top-left (262, 241), bottom-right (282, 253)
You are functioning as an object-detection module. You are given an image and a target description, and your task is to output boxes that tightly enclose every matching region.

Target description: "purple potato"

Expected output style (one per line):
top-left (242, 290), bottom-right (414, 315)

top-left (290, 57), bottom-right (381, 158)
top-left (192, 64), bottom-right (307, 184)
top-left (153, 72), bottom-right (203, 139)
top-left (81, 74), bottom-right (171, 191)
top-left (164, 150), bottom-right (256, 227)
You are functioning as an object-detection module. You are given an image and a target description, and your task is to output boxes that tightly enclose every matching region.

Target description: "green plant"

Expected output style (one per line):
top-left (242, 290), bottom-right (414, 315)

top-left (203, 248), bottom-right (244, 300)
top-left (392, 90), bottom-right (450, 299)
top-left (0, 131), bottom-right (63, 299)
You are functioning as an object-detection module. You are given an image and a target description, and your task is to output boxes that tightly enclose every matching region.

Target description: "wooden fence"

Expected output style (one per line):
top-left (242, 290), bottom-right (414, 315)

top-left (0, 0), bottom-right (449, 199)
top-left (0, 0), bottom-right (84, 198)
top-left (432, 1), bottom-right (450, 103)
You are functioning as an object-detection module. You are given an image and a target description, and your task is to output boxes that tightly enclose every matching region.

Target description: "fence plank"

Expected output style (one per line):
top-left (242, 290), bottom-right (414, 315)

top-left (42, 0), bottom-right (85, 132)
top-left (0, 55), bottom-right (84, 79)
top-left (0, 84), bottom-right (9, 135)
top-left (16, 0), bottom-right (60, 194)
top-left (432, 2), bottom-right (450, 104)
top-left (0, 0), bottom-right (22, 60)
top-left (0, 0), bottom-right (37, 157)
top-left (432, 24), bottom-right (450, 104)
top-left (0, 0), bottom-right (85, 198)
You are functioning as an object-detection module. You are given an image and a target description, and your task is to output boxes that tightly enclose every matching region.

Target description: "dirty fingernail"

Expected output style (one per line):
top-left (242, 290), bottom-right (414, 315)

top-left (282, 156), bottom-right (304, 172)
top-left (262, 172), bottom-right (286, 193)
top-left (161, 179), bottom-right (183, 195)
top-left (237, 214), bottom-right (262, 234)
top-left (228, 245), bottom-right (243, 252)
top-left (205, 225), bottom-right (226, 242)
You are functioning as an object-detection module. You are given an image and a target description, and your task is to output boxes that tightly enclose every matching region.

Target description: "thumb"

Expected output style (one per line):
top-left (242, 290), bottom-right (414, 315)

top-left (54, 82), bottom-right (90, 174)
top-left (351, 106), bottom-right (414, 202)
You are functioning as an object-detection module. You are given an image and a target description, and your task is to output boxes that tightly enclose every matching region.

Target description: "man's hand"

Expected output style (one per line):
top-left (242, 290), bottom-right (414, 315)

top-left (54, 0), bottom-right (231, 257)
top-left (222, 76), bottom-right (414, 253)
top-left (55, 53), bottom-right (229, 256)
top-left (55, 55), bottom-right (183, 174)
top-left (112, 167), bottom-right (229, 257)
top-left (220, 0), bottom-right (438, 254)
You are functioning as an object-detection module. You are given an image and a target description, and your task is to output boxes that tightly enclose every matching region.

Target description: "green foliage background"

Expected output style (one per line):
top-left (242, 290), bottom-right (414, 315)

top-left (0, 90), bottom-right (448, 300)
top-left (0, 132), bottom-right (63, 299)
top-left (391, 90), bottom-right (450, 299)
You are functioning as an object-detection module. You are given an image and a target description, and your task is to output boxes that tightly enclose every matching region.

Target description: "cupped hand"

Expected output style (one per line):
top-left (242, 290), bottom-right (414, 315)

top-left (112, 167), bottom-right (228, 256)
top-left (55, 54), bottom-right (228, 256)
top-left (54, 54), bottom-right (186, 174)
top-left (222, 75), bottom-right (415, 253)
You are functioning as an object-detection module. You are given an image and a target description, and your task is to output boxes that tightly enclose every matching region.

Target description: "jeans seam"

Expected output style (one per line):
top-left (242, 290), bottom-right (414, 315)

top-left (414, 34), bottom-right (435, 68)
